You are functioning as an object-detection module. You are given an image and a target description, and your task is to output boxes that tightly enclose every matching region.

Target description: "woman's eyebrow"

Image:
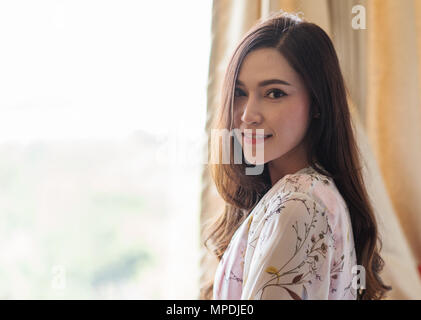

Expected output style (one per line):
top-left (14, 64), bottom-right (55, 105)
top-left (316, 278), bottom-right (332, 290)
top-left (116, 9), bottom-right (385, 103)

top-left (236, 78), bottom-right (292, 87)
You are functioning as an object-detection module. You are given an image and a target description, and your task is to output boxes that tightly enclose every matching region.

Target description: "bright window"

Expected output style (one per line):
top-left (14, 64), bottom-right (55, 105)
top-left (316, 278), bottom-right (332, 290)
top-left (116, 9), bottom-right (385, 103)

top-left (0, 0), bottom-right (211, 299)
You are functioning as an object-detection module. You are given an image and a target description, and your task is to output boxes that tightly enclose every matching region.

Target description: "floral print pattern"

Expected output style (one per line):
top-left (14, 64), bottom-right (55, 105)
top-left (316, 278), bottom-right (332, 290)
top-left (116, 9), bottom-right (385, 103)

top-left (213, 165), bottom-right (358, 300)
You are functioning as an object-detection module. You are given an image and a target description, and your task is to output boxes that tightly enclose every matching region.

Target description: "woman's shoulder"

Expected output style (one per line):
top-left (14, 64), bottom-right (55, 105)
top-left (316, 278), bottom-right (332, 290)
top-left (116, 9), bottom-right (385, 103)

top-left (271, 165), bottom-right (332, 197)
top-left (269, 165), bottom-right (349, 231)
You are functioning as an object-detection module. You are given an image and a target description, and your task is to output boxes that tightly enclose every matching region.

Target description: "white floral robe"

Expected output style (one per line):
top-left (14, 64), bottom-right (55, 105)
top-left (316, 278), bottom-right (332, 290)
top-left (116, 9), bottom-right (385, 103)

top-left (213, 165), bottom-right (358, 300)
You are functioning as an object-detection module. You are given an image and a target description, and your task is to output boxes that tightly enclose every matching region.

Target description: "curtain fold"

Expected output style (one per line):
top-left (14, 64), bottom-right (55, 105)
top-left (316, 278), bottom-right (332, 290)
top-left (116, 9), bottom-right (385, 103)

top-left (200, 0), bottom-right (421, 299)
top-left (366, 0), bottom-right (421, 266)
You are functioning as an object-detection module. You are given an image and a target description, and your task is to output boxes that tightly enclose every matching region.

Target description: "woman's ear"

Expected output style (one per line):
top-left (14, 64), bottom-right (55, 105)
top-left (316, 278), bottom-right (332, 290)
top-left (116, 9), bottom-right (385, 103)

top-left (311, 104), bottom-right (321, 118)
top-left (309, 100), bottom-right (320, 119)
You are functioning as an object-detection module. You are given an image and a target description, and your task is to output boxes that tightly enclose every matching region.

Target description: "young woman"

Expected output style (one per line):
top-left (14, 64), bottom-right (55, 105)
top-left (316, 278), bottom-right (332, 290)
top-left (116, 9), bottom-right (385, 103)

top-left (203, 12), bottom-right (392, 300)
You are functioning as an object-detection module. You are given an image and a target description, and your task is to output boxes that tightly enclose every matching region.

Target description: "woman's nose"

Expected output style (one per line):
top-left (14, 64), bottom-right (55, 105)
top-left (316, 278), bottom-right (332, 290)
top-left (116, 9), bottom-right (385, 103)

top-left (240, 101), bottom-right (262, 125)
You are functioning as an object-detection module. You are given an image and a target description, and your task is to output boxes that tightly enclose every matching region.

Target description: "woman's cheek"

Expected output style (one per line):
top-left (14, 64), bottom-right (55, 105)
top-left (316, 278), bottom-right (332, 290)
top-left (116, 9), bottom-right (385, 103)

top-left (233, 106), bottom-right (243, 127)
top-left (273, 109), bottom-right (306, 142)
top-left (287, 100), bottom-right (310, 128)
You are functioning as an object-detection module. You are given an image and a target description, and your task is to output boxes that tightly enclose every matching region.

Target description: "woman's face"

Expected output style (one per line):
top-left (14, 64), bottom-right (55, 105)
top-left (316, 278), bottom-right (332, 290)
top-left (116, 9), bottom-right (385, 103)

top-left (233, 47), bottom-right (311, 176)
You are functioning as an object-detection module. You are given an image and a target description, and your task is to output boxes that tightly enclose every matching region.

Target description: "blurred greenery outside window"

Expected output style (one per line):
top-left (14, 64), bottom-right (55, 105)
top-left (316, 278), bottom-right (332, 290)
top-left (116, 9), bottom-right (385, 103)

top-left (0, 0), bottom-right (211, 299)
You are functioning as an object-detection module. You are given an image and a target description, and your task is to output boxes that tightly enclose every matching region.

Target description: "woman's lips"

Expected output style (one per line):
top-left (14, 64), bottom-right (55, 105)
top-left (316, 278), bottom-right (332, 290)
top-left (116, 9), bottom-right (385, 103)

top-left (242, 133), bottom-right (273, 144)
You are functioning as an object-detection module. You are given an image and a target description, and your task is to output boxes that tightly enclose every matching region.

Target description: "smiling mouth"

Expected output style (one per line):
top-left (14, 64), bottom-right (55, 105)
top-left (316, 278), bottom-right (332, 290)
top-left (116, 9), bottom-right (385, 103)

top-left (242, 133), bottom-right (273, 144)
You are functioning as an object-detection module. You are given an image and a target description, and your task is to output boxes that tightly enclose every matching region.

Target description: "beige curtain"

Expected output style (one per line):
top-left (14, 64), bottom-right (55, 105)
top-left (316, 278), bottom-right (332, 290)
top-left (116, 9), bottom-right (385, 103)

top-left (200, 0), bottom-right (421, 299)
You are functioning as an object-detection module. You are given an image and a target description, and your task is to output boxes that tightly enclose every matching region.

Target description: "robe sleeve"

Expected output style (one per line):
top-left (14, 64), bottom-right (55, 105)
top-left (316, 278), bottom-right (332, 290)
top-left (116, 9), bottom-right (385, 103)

top-left (243, 192), bottom-right (335, 300)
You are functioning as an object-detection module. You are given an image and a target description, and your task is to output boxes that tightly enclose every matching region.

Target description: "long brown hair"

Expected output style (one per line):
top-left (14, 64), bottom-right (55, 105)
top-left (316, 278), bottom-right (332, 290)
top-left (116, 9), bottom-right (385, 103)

top-left (202, 12), bottom-right (392, 300)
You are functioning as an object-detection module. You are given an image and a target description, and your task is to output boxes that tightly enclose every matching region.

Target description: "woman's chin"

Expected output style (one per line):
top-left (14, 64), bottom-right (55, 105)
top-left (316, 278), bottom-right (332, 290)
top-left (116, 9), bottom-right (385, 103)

top-left (244, 156), bottom-right (267, 166)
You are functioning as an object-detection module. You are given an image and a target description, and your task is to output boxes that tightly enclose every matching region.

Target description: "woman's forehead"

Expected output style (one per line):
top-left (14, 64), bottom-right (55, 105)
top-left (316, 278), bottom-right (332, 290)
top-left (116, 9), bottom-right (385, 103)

top-left (237, 48), bottom-right (301, 88)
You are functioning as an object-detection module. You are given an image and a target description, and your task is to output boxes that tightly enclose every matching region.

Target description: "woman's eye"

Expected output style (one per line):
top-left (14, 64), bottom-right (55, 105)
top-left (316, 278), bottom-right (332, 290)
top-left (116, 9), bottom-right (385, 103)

top-left (266, 89), bottom-right (287, 99)
top-left (234, 88), bottom-right (246, 97)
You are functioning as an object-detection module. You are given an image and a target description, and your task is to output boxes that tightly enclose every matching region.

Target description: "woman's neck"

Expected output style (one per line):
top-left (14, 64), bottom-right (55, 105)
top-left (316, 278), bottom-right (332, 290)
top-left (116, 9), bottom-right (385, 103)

top-left (268, 142), bottom-right (309, 186)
